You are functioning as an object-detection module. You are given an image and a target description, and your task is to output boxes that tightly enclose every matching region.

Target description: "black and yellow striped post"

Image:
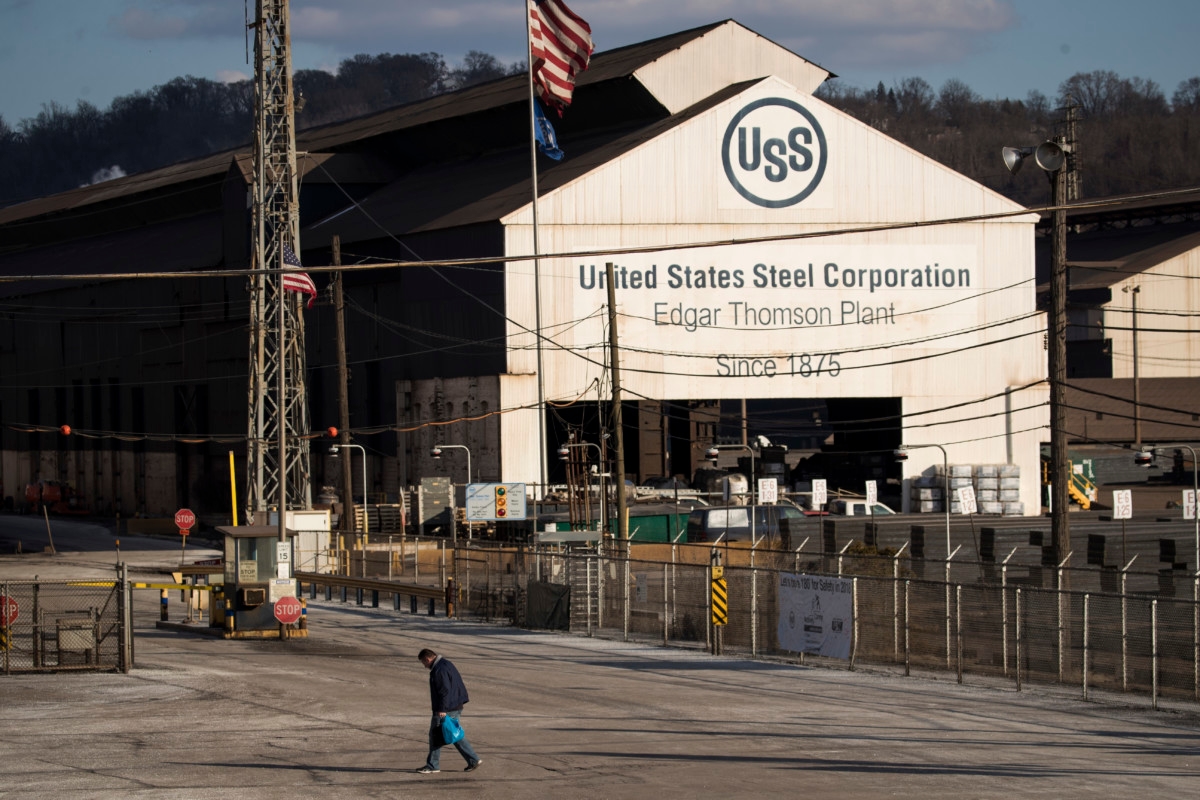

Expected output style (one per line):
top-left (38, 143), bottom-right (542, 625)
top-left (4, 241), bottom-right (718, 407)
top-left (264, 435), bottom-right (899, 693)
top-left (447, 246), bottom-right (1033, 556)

top-left (711, 565), bottom-right (728, 626)
top-left (710, 550), bottom-right (727, 655)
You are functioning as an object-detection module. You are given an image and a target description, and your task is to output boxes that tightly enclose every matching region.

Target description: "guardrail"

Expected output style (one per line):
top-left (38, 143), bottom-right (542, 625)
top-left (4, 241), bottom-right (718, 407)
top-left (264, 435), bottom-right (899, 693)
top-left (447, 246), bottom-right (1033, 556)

top-left (294, 571), bottom-right (448, 616)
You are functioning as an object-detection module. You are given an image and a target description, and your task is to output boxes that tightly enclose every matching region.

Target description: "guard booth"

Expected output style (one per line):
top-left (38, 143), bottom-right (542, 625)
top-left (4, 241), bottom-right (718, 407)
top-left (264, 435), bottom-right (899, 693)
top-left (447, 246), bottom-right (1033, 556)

top-left (214, 525), bottom-right (302, 637)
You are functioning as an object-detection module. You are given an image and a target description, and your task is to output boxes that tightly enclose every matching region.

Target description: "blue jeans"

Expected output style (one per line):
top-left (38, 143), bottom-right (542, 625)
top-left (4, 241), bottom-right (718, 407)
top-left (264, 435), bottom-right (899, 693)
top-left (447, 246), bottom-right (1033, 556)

top-left (425, 709), bottom-right (479, 770)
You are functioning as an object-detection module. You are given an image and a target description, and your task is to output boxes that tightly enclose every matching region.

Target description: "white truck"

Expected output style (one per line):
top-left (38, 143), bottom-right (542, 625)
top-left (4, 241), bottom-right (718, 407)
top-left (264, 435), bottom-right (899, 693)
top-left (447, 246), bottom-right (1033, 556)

top-left (827, 499), bottom-right (897, 516)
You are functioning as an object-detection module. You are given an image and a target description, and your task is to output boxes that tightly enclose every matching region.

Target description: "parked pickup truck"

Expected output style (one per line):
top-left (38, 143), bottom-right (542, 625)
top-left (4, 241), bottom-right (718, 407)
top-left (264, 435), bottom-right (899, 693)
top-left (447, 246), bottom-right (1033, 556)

top-left (826, 499), bottom-right (897, 516)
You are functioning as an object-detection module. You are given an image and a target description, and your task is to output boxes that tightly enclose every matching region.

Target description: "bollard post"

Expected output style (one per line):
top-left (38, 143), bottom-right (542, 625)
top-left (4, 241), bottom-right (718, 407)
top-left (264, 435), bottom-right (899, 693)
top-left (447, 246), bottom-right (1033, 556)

top-left (904, 580), bottom-right (911, 676)
top-left (956, 584), bottom-right (963, 684)
top-left (428, 597), bottom-right (436, 616)
top-left (299, 599), bottom-right (308, 631)
top-left (224, 596), bottom-right (234, 635)
top-left (1015, 588), bottom-right (1023, 692)
top-left (410, 595), bottom-right (417, 614)
top-left (325, 583), bottom-right (332, 601)
top-left (446, 578), bottom-right (456, 619)
top-left (356, 588), bottom-right (364, 606)
top-left (663, 563), bottom-right (669, 647)
top-left (1082, 594), bottom-right (1089, 700)
top-left (340, 586), bottom-right (348, 603)
top-left (160, 589), bottom-right (168, 621)
top-left (1152, 599), bottom-right (1160, 711)
top-left (394, 592), bottom-right (401, 611)
top-left (372, 590), bottom-right (379, 608)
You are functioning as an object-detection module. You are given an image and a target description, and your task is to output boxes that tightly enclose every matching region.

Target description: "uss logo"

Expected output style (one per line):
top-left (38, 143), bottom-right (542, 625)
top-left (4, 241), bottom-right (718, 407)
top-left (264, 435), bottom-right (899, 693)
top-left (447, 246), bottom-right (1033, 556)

top-left (721, 97), bottom-right (828, 208)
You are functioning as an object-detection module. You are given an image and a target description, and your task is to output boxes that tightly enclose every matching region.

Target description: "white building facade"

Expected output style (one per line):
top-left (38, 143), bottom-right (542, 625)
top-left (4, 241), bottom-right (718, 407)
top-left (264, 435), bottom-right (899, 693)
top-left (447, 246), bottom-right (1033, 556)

top-left (485, 27), bottom-right (1049, 513)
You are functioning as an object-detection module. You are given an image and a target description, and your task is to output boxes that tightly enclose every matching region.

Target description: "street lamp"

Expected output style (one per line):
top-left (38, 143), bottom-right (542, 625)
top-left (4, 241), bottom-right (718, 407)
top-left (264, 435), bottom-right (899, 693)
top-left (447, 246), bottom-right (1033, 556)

top-left (898, 442), bottom-right (957, 667)
top-left (330, 444), bottom-right (368, 537)
top-left (706, 443), bottom-right (758, 545)
top-left (559, 441), bottom-right (606, 532)
top-left (895, 445), bottom-right (950, 564)
top-left (330, 443), bottom-right (368, 577)
top-left (431, 444), bottom-right (473, 484)
top-left (1003, 137), bottom-right (1073, 581)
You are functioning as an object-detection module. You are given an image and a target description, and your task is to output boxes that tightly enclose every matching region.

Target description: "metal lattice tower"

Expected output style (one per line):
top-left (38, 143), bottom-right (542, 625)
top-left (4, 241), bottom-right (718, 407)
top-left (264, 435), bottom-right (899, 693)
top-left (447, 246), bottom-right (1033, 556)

top-left (246, 0), bottom-right (311, 523)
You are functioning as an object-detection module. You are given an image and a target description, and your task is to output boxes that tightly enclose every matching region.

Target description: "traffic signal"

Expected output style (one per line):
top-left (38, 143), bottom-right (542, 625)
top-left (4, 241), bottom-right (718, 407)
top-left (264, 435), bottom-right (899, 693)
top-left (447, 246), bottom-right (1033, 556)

top-left (495, 485), bottom-right (508, 517)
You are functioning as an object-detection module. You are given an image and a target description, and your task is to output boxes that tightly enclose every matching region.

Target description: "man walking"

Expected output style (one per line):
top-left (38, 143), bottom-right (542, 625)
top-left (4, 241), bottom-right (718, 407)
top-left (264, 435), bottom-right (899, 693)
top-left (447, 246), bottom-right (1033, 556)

top-left (416, 648), bottom-right (482, 774)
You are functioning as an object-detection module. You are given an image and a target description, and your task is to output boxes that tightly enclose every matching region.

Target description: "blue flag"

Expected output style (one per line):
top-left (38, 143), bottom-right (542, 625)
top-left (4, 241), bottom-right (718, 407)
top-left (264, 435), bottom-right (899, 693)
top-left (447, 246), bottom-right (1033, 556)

top-left (534, 99), bottom-right (565, 161)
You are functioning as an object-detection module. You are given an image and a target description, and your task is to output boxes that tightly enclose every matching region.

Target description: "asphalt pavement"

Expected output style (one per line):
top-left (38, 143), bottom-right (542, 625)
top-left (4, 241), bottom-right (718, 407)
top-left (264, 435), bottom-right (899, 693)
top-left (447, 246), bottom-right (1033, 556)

top-left (2, 516), bottom-right (1200, 798)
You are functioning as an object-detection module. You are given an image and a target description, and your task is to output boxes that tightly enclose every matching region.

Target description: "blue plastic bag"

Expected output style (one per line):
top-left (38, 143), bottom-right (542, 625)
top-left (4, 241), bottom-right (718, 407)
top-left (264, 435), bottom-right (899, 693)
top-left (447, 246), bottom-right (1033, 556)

top-left (441, 715), bottom-right (464, 745)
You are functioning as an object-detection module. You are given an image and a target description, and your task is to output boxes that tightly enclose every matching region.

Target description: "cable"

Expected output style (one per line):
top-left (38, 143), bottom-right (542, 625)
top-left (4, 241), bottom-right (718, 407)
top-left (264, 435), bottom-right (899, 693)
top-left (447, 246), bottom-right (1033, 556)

top-left (5, 186), bottom-right (1200, 284)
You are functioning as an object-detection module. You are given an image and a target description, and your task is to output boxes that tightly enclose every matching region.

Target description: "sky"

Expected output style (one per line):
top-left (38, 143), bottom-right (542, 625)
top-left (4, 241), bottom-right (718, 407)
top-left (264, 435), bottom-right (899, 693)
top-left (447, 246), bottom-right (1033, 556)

top-left (1, 0), bottom-right (1197, 126)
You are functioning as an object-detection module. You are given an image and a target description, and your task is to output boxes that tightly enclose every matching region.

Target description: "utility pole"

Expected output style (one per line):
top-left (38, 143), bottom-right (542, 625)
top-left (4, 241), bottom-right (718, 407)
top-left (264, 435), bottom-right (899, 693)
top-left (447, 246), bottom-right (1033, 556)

top-left (332, 236), bottom-right (353, 536)
top-left (605, 262), bottom-right (628, 543)
top-left (1049, 152), bottom-right (1070, 586)
top-left (1063, 102), bottom-right (1081, 202)
top-left (1125, 284), bottom-right (1141, 445)
top-left (246, 0), bottom-right (312, 532)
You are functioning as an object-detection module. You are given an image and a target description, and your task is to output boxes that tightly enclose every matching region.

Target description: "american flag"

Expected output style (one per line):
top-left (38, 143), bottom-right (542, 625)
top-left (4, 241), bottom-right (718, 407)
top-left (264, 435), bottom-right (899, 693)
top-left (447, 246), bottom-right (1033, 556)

top-left (529, 0), bottom-right (593, 115)
top-left (281, 242), bottom-right (318, 309)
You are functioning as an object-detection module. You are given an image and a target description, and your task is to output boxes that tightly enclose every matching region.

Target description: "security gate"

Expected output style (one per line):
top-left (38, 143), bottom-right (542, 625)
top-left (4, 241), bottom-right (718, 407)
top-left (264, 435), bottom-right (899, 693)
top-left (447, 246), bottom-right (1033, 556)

top-left (1, 571), bottom-right (133, 674)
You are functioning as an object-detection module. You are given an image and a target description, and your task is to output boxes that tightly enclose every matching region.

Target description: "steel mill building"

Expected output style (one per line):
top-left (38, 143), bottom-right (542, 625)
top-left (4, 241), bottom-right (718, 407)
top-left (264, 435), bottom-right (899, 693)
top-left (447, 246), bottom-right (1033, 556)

top-left (0, 20), bottom-right (1071, 518)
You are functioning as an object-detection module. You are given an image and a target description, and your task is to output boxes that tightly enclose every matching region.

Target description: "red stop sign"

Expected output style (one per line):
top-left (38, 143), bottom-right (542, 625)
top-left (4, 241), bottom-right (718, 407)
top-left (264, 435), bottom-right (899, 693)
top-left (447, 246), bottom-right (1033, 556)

top-left (274, 596), bottom-right (302, 625)
top-left (174, 508), bottom-right (196, 531)
top-left (0, 595), bottom-right (17, 626)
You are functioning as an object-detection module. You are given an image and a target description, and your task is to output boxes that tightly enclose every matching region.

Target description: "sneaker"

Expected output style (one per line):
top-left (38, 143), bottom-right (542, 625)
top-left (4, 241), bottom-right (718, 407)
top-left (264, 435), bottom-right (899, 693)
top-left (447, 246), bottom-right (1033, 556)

top-left (465, 760), bottom-right (482, 772)
top-left (416, 767), bottom-right (440, 774)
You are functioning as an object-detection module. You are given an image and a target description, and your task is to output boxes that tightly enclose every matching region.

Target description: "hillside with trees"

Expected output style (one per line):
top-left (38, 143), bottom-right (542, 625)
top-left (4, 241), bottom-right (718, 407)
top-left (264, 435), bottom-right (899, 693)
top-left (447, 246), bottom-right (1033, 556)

top-left (1, 50), bottom-right (1196, 210)
top-left (815, 72), bottom-right (1200, 206)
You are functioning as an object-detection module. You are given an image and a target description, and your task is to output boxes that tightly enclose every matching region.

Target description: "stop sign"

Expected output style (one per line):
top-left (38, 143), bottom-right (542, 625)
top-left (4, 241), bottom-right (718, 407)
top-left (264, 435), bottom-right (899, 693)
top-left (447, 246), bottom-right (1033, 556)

top-left (274, 596), bottom-right (302, 625)
top-left (174, 508), bottom-right (196, 531)
top-left (0, 595), bottom-right (17, 626)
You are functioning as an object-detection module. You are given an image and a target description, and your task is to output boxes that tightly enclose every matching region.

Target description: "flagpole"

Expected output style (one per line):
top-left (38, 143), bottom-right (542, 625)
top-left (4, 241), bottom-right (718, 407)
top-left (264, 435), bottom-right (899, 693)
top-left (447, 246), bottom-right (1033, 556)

top-left (525, 0), bottom-right (549, 498)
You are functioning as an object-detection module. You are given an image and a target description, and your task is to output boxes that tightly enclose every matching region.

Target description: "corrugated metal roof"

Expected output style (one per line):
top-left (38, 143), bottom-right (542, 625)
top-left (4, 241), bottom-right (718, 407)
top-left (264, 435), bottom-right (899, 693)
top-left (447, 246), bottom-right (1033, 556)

top-left (0, 21), bottom-right (731, 233)
top-left (1065, 378), bottom-right (1200, 443)
top-left (308, 80), bottom-right (755, 244)
top-left (1035, 218), bottom-right (1200, 291)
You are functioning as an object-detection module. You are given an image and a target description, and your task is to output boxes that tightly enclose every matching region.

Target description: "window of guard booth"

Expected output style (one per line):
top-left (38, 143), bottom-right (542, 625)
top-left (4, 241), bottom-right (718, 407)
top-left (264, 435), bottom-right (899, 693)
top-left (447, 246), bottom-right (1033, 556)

top-left (222, 536), bottom-right (278, 584)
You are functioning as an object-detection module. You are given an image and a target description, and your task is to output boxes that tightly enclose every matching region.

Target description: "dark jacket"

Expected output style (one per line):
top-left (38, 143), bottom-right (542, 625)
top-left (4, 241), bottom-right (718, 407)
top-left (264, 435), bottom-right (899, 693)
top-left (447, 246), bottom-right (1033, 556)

top-left (428, 656), bottom-right (470, 713)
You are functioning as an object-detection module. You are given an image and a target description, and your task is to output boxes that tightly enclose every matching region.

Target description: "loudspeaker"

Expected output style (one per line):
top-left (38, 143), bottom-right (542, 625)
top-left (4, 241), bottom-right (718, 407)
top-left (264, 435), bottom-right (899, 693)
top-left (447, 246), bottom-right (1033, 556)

top-left (1034, 141), bottom-right (1069, 172)
top-left (1002, 146), bottom-right (1033, 175)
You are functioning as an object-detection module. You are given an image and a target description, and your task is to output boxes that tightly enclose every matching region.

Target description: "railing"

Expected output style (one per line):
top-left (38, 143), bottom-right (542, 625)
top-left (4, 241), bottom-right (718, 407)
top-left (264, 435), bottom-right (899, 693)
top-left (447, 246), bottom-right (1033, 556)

top-left (295, 571), bottom-right (448, 616)
top-left (446, 542), bottom-right (1200, 707)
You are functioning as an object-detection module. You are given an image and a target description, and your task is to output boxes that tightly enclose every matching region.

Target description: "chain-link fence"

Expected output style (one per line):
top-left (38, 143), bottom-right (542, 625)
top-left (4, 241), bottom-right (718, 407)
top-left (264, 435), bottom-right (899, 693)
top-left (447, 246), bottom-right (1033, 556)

top-left (1, 573), bottom-right (132, 674)
top-left (452, 542), bottom-right (1200, 707)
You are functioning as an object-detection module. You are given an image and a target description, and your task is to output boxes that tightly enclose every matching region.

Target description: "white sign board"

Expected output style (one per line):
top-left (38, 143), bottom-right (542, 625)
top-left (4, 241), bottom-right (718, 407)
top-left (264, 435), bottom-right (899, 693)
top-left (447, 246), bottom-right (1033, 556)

top-left (777, 573), bottom-right (853, 659)
top-left (1112, 489), bottom-right (1133, 520)
top-left (957, 485), bottom-right (977, 515)
top-left (1184, 490), bottom-right (1196, 521)
top-left (269, 578), bottom-right (296, 603)
top-left (465, 483), bottom-right (528, 521)
top-left (758, 478), bottom-right (778, 504)
top-left (275, 542), bottom-right (292, 579)
top-left (811, 479), bottom-right (827, 509)
top-left (865, 480), bottom-right (877, 505)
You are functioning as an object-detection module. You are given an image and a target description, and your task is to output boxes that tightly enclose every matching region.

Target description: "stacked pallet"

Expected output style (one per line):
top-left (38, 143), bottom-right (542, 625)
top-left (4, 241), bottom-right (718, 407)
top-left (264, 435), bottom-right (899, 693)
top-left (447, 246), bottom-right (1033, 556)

top-left (912, 464), bottom-right (1023, 516)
